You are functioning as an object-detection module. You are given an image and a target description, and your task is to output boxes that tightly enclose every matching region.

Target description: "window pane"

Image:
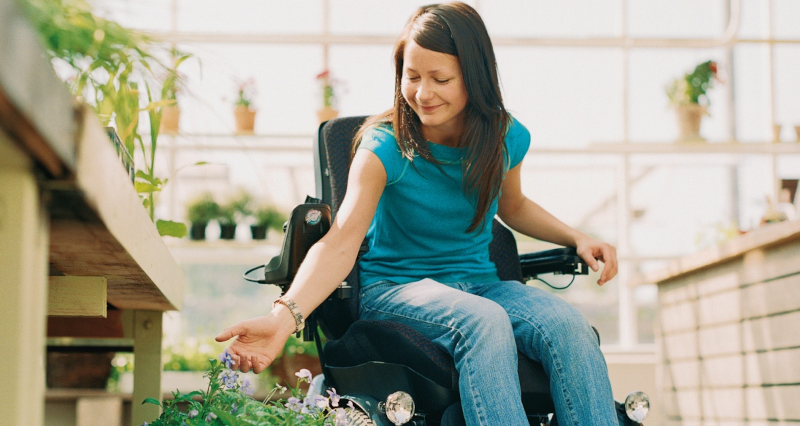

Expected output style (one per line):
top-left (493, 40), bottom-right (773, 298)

top-left (328, 45), bottom-right (396, 117)
top-left (95, 0), bottom-right (173, 32)
top-left (177, 0), bottom-right (322, 34)
top-left (481, 0), bottom-right (621, 38)
top-left (628, 48), bottom-right (730, 142)
top-left (629, 160), bottom-right (735, 257)
top-left (738, 0), bottom-right (768, 40)
top-left (496, 47), bottom-right (624, 147)
top-left (329, 0), bottom-right (471, 36)
top-left (775, 0), bottom-right (800, 39)
top-left (627, 0), bottom-right (726, 38)
top-left (175, 43), bottom-right (323, 135)
top-left (733, 44), bottom-right (772, 142)
top-left (775, 45), bottom-right (800, 135)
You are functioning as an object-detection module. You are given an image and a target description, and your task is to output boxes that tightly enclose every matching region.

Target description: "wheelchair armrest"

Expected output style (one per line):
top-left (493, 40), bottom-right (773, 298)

top-left (519, 247), bottom-right (589, 281)
top-left (259, 203), bottom-right (332, 292)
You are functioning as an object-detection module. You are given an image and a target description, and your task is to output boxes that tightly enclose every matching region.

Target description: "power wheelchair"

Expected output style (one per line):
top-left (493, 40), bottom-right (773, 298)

top-left (245, 117), bottom-right (650, 426)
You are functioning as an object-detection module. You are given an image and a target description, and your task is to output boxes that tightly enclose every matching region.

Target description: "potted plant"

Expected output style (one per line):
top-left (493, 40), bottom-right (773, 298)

top-left (218, 192), bottom-right (252, 240)
top-left (665, 60), bottom-right (719, 142)
top-left (142, 353), bottom-right (354, 426)
top-left (186, 194), bottom-right (220, 240)
top-left (159, 48), bottom-right (191, 135)
top-left (315, 69), bottom-right (340, 124)
top-left (23, 0), bottom-right (191, 237)
top-left (250, 204), bottom-right (286, 240)
top-left (233, 78), bottom-right (257, 134)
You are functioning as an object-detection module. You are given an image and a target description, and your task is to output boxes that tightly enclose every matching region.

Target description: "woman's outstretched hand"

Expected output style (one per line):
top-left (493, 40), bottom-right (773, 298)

top-left (215, 308), bottom-right (296, 374)
top-left (574, 236), bottom-right (618, 286)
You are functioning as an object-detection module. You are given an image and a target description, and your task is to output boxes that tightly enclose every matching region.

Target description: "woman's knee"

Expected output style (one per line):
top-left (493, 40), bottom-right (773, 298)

top-left (537, 300), bottom-right (596, 348)
top-left (454, 299), bottom-right (514, 343)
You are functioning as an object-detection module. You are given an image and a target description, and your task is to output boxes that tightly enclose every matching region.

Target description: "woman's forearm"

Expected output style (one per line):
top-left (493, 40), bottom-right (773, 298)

top-left (500, 198), bottom-right (588, 247)
top-left (281, 236), bottom-right (361, 320)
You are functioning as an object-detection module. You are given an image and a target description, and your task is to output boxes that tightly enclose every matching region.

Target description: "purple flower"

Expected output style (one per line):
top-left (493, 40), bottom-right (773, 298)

top-left (187, 409), bottom-right (198, 419)
top-left (231, 403), bottom-right (238, 414)
top-left (218, 350), bottom-right (233, 369)
top-left (327, 388), bottom-right (340, 407)
top-left (205, 412), bottom-right (216, 422)
top-left (286, 397), bottom-right (303, 412)
top-left (241, 377), bottom-right (254, 396)
top-left (295, 368), bottom-right (313, 382)
top-left (306, 394), bottom-right (328, 410)
top-left (220, 370), bottom-right (238, 389)
top-left (335, 408), bottom-right (348, 426)
top-left (347, 400), bottom-right (355, 410)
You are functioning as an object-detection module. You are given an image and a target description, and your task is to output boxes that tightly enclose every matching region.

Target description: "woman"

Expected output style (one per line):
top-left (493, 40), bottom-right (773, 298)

top-left (217, 3), bottom-right (620, 425)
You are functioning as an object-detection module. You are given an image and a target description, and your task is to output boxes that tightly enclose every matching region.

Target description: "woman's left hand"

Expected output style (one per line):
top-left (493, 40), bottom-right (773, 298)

top-left (574, 236), bottom-right (618, 286)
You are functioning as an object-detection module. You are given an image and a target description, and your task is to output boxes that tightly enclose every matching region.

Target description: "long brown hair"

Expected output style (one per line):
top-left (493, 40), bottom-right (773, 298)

top-left (353, 2), bottom-right (510, 233)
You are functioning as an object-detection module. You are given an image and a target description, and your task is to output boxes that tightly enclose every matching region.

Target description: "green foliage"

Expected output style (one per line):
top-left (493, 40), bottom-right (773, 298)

top-left (144, 358), bottom-right (352, 426)
top-left (234, 78), bottom-right (256, 109)
top-left (315, 70), bottom-right (338, 108)
top-left (22, 0), bottom-right (193, 237)
top-left (162, 339), bottom-right (229, 372)
top-left (217, 192), bottom-right (253, 226)
top-left (157, 220), bottom-right (188, 238)
top-left (186, 194), bottom-right (221, 224)
top-left (666, 60), bottom-right (719, 107)
top-left (253, 204), bottom-right (287, 230)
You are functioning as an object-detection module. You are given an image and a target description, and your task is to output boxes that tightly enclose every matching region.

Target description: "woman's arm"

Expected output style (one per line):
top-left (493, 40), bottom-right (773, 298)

top-left (497, 163), bottom-right (618, 286)
top-left (215, 149), bottom-right (387, 373)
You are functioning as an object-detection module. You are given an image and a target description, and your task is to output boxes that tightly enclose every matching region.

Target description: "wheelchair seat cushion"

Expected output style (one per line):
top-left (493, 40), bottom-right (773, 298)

top-left (323, 319), bottom-right (458, 390)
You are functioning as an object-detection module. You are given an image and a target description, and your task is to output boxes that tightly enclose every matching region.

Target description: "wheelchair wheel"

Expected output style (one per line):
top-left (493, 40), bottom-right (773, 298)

top-left (341, 408), bottom-right (378, 426)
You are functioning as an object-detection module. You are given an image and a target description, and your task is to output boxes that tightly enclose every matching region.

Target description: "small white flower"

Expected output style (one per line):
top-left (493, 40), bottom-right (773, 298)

top-left (295, 368), bottom-right (313, 382)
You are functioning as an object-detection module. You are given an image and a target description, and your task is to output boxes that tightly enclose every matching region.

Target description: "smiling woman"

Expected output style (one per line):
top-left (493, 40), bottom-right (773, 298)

top-left (401, 41), bottom-right (469, 147)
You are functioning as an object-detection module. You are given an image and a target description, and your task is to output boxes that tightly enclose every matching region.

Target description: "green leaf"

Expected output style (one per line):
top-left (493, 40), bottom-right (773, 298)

top-left (142, 397), bottom-right (161, 406)
top-left (157, 220), bottom-right (187, 238)
top-left (135, 169), bottom-right (158, 184)
top-left (135, 182), bottom-right (160, 193)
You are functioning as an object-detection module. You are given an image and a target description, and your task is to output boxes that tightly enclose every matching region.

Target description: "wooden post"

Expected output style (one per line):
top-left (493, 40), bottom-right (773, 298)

top-left (48, 276), bottom-right (108, 317)
top-left (0, 137), bottom-right (49, 425)
top-left (132, 310), bottom-right (163, 426)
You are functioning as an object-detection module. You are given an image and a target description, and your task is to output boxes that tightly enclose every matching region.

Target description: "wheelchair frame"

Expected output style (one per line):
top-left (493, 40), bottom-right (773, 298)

top-left (243, 118), bottom-right (649, 426)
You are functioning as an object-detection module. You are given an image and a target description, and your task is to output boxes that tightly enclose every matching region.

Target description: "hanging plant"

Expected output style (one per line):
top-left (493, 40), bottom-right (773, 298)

top-left (22, 0), bottom-right (194, 237)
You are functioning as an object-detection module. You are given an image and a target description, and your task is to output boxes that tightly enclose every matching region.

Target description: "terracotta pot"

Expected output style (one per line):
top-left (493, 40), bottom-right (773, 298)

top-left (234, 106), bottom-right (256, 134)
top-left (160, 104), bottom-right (181, 135)
top-left (316, 106), bottom-right (339, 124)
top-left (772, 124), bottom-right (782, 143)
top-left (675, 103), bottom-right (706, 142)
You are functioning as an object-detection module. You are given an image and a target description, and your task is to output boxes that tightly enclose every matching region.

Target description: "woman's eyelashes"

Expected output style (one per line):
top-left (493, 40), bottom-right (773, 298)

top-left (405, 75), bottom-right (452, 84)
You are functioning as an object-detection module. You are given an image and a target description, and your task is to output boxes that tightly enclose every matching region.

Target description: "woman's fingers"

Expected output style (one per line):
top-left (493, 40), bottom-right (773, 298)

top-left (239, 355), bottom-right (252, 373)
top-left (215, 323), bottom-right (244, 342)
top-left (597, 244), bottom-right (618, 285)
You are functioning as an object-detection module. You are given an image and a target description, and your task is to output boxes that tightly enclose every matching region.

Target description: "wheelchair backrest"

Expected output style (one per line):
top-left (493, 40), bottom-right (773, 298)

top-left (313, 117), bottom-right (524, 340)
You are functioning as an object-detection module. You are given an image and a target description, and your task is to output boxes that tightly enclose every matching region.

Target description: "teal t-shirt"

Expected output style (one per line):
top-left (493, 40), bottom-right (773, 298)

top-left (357, 117), bottom-right (531, 287)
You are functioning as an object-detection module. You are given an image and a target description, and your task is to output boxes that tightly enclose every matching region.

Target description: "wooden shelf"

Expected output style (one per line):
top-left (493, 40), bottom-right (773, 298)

top-left (532, 141), bottom-right (800, 155)
top-left (46, 108), bottom-right (183, 311)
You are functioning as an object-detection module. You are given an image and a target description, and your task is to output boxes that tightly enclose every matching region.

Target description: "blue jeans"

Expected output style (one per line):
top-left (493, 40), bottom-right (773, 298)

top-left (359, 278), bottom-right (618, 426)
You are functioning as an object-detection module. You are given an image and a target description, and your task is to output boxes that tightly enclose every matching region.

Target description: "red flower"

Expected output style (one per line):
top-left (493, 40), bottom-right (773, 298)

top-left (316, 70), bottom-right (330, 80)
top-left (709, 61), bottom-right (717, 75)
